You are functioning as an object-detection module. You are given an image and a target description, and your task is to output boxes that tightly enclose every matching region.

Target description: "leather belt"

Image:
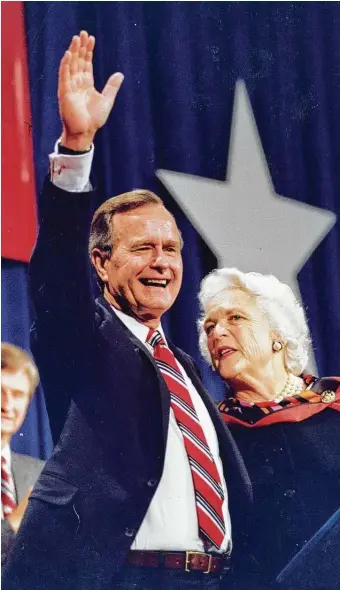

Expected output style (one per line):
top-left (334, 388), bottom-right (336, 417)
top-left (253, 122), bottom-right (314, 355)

top-left (127, 550), bottom-right (231, 575)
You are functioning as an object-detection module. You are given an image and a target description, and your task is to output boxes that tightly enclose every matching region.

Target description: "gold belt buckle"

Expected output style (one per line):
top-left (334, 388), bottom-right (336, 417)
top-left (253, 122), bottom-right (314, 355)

top-left (185, 551), bottom-right (212, 574)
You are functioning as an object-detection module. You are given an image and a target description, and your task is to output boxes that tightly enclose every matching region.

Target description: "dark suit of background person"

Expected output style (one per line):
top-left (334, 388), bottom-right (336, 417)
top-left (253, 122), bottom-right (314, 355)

top-left (1, 343), bottom-right (45, 565)
top-left (3, 32), bottom-right (252, 590)
top-left (2, 452), bottom-right (44, 565)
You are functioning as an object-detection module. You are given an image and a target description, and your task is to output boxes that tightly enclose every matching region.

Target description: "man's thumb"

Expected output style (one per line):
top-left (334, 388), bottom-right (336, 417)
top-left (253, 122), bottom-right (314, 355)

top-left (102, 72), bottom-right (124, 108)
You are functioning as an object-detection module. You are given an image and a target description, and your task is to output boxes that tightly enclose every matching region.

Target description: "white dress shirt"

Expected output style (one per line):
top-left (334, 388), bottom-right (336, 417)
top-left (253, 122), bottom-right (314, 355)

top-left (49, 140), bottom-right (94, 192)
top-left (49, 144), bottom-right (232, 553)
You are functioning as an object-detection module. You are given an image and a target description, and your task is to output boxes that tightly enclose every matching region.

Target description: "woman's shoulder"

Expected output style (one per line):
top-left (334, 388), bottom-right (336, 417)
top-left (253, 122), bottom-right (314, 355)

top-left (305, 374), bottom-right (340, 398)
top-left (217, 374), bottom-right (340, 428)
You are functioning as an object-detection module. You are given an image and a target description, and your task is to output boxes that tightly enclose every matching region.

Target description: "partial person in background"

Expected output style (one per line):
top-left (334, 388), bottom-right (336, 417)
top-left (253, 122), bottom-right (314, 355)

top-left (1, 343), bottom-right (45, 565)
top-left (198, 267), bottom-right (340, 589)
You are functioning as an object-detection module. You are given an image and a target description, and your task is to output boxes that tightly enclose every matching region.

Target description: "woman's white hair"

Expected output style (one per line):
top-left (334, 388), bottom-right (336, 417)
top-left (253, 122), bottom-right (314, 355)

top-left (198, 268), bottom-right (310, 375)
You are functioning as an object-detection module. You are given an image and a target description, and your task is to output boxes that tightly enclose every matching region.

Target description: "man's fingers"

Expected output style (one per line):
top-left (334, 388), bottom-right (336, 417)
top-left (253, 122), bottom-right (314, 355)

top-left (84, 35), bottom-right (95, 76)
top-left (70, 54), bottom-right (79, 77)
top-left (84, 54), bottom-right (93, 76)
top-left (87, 35), bottom-right (95, 52)
top-left (58, 50), bottom-right (71, 96)
top-left (79, 31), bottom-right (94, 56)
top-left (69, 32), bottom-right (93, 77)
top-left (68, 34), bottom-right (80, 54)
top-left (69, 35), bottom-right (81, 76)
top-left (79, 30), bottom-right (89, 45)
top-left (59, 50), bottom-right (71, 80)
top-left (78, 45), bottom-right (87, 74)
top-left (78, 31), bottom-right (89, 74)
top-left (102, 72), bottom-right (124, 108)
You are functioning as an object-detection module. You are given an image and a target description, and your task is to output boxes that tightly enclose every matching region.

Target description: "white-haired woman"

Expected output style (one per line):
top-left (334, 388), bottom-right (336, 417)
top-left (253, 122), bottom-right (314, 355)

top-left (198, 268), bottom-right (340, 589)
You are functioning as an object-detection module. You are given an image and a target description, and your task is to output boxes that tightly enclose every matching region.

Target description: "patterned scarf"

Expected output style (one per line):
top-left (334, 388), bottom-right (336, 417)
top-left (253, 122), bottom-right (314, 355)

top-left (218, 375), bottom-right (340, 428)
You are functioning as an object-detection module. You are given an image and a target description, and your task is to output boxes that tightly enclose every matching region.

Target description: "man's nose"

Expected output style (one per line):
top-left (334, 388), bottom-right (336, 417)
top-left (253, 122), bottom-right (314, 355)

top-left (150, 248), bottom-right (170, 269)
top-left (1, 388), bottom-right (13, 411)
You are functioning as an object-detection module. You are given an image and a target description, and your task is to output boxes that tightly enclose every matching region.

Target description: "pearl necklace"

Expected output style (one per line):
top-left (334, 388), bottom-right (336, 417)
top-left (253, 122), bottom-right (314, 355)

top-left (273, 373), bottom-right (305, 403)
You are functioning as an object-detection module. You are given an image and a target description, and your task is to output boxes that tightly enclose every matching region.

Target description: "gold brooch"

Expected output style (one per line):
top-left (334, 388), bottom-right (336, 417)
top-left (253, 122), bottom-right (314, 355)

top-left (320, 390), bottom-right (336, 403)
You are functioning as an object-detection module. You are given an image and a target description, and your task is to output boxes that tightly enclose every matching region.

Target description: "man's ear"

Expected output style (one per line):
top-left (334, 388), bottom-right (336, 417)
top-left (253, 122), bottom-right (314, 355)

top-left (91, 249), bottom-right (109, 283)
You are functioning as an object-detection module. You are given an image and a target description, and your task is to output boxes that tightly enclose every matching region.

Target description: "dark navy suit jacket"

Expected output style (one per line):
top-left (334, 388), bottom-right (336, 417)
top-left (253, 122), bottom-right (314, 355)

top-left (3, 179), bottom-right (252, 590)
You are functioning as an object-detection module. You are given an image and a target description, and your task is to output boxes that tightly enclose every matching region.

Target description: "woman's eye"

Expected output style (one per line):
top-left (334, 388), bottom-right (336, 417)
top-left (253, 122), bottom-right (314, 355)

top-left (205, 324), bottom-right (215, 335)
top-left (231, 314), bottom-right (242, 321)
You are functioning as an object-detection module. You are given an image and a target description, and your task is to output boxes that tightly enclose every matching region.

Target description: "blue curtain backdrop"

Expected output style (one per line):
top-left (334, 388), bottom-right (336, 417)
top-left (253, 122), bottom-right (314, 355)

top-left (2, 1), bottom-right (339, 458)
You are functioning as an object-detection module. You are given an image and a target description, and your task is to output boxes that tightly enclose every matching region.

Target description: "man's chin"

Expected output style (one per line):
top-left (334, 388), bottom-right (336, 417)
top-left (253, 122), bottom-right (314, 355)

top-left (138, 293), bottom-right (175, 313)
top-left (1, 424), bottom-right (15, 436)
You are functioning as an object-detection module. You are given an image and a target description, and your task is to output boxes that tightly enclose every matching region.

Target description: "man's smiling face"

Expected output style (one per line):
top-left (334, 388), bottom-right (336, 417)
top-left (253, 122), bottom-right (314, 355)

top-left (100, 204), bottom-right (183, 326)
top-left (1, 369), bottom-right (32, 446)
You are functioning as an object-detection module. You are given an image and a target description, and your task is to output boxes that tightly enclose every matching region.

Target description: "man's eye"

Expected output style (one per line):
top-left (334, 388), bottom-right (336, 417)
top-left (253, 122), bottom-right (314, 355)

top-left (13, 390), bottom-right (26, 398)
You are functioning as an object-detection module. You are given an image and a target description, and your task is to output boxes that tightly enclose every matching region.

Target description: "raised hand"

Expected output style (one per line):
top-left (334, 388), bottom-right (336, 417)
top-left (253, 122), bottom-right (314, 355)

top-left (58, 30), bottom-right (124, 151)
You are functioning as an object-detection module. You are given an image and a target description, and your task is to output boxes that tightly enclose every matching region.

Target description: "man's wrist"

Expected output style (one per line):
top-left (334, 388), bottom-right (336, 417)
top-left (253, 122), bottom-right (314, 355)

top-left (59, 144), bottom-right (91, 156)
top-left (60, 130), bottom-right (95, 152)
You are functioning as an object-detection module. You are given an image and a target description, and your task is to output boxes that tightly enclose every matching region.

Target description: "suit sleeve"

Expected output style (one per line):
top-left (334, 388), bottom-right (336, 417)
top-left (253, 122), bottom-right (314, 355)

top-left (29, 177), bottom-right (98, 441)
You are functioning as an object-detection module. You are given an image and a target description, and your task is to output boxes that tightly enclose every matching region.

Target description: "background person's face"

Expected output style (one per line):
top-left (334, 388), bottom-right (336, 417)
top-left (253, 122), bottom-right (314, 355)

top-left (1, 369), bottom-right (31, 444)
top-left (102, 204), bottom-right (183, 324)
top-left (204, 289), bottom-right (275, 381)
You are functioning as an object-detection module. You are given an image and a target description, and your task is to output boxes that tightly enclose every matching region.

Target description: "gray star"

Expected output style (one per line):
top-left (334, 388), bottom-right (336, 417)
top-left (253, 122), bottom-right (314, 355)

top-left (157, 80), bottom-right (337, 373)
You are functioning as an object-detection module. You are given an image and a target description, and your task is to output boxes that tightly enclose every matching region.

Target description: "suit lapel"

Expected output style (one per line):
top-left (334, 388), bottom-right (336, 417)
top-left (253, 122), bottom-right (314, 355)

top-left (11, 452), bottom-right (29, 502)
top-left (96, 297), bottom-right (171, 443)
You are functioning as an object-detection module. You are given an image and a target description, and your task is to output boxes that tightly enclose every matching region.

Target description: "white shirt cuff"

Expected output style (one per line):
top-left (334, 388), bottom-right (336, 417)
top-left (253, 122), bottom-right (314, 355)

top-left (49, 139), bottom-right (94, 192)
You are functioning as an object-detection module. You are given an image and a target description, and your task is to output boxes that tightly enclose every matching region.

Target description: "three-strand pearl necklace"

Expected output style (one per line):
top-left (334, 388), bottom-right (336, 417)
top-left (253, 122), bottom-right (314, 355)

top-left (274, 373), bottom-right (305, 403)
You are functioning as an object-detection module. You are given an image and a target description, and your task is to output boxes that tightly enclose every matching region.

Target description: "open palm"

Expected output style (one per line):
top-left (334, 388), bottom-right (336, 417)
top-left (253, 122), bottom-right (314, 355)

top-left (59, 31), bottom-right (123, 139)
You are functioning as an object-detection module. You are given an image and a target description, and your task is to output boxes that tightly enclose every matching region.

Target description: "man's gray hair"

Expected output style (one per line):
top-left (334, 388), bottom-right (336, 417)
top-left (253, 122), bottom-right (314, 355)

top-left (198, 268), bottom-right (310, 375)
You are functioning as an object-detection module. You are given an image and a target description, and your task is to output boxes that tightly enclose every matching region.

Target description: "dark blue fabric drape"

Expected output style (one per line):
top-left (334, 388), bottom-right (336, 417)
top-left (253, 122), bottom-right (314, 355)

top-left (2, 1), bottom-right (339, 457)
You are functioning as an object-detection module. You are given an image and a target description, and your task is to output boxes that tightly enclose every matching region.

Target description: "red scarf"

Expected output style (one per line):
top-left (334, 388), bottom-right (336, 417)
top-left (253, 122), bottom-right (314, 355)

top-left (218, 375), bottom-right (340, 428)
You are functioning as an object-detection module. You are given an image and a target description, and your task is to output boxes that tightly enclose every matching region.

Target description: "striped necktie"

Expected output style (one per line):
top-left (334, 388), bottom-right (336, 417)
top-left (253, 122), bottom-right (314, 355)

top-left (1, 454), bottom-right (17, 517)
top-left (147, 329), bottom-right (225, 550)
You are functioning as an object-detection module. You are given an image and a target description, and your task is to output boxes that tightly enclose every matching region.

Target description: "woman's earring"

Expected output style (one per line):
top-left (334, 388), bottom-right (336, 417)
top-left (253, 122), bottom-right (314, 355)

top-left (272, 341), bottom-right (283, 352)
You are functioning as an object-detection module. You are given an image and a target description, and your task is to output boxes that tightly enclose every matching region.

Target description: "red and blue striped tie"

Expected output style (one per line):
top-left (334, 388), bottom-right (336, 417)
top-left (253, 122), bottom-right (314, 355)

top-left (147, 329), bottom-right (225, 550)
top-left (1, 455), bottom-right (16, 517)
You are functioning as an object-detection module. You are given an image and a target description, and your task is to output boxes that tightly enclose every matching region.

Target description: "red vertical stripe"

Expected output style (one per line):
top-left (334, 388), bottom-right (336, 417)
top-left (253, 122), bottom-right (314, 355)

top-left (1, 1), bottom-right (37, 262)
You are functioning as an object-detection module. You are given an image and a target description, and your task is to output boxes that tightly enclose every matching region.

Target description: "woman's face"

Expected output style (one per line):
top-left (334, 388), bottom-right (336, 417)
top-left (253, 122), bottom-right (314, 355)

top-left (204, 288), bottom-right (276, 381)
